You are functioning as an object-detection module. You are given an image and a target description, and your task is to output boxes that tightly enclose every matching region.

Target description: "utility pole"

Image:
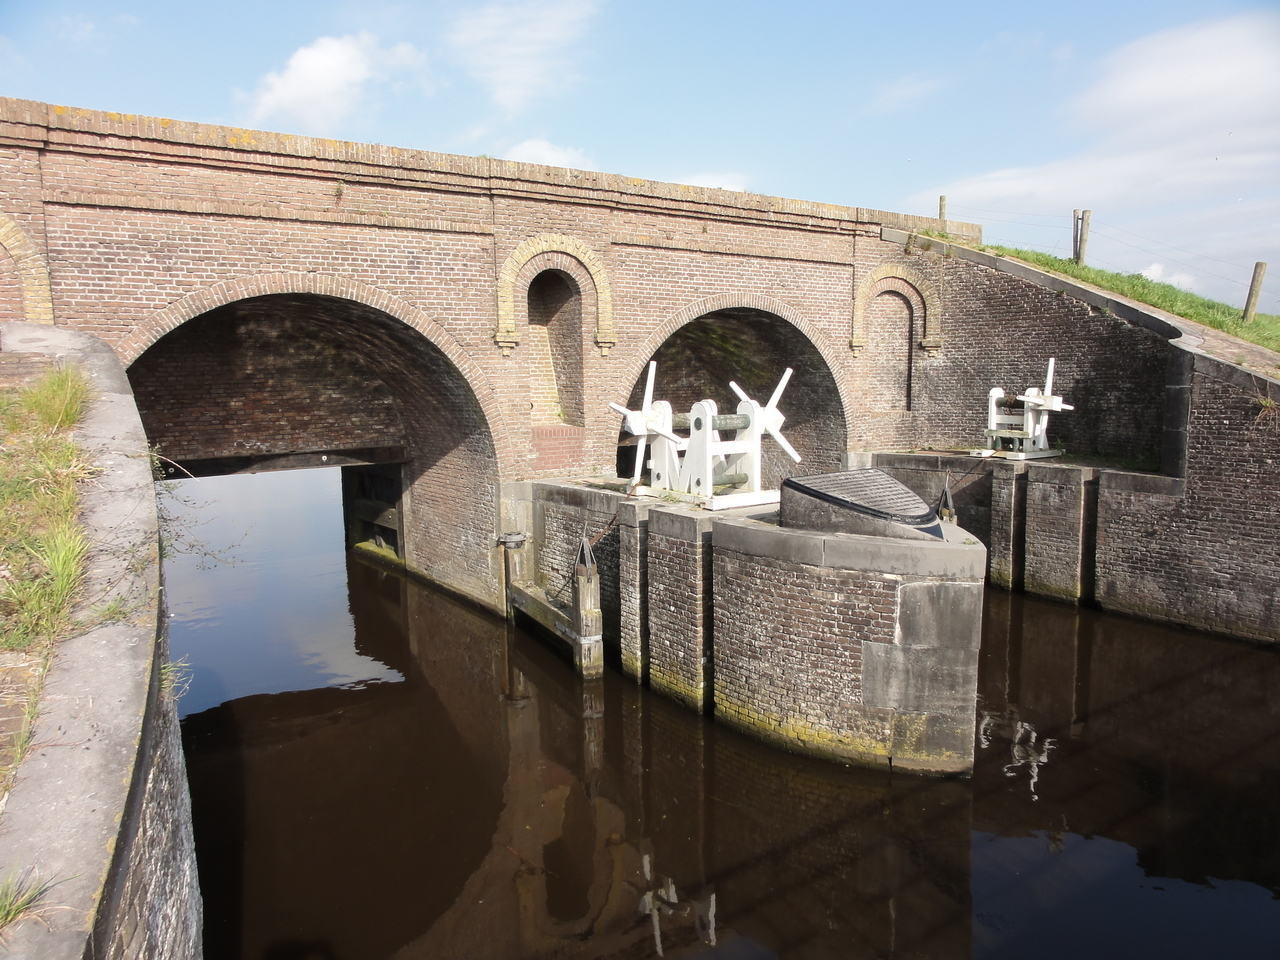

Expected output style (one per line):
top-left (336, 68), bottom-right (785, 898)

top-left (939, 195), bottom-right (947, 233)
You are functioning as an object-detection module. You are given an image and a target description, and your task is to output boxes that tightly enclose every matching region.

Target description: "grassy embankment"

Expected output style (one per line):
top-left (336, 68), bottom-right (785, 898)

top-left (984, 245), bottom-right (1280, 356)
top-left (0, 364), bottom-right (92, 928)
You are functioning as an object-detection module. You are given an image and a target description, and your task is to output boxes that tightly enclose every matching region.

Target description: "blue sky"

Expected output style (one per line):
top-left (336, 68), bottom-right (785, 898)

top-left (2, 0), bottom-right (1276, 309)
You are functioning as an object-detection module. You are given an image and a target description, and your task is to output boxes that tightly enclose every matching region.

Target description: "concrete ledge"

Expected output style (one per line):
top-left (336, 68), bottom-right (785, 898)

top-left (647, 504), bottom-right (715, 542)
top-left (713, 516), bottom-right (986, 579)
top-left (531, 480), bottom-right (627, 515)
top-left (0, 323), bottom-right (200, 958)
top-left (1098, 470), bottom-right (1186, 498)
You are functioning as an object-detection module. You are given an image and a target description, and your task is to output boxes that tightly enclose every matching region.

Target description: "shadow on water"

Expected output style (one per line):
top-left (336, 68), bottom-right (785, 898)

top-left (170, 470), bottom-right (1280, 959)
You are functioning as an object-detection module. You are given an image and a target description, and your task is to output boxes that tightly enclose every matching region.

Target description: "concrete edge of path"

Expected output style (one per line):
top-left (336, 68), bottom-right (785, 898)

top-left (0, 322), bottom-right (181, 958)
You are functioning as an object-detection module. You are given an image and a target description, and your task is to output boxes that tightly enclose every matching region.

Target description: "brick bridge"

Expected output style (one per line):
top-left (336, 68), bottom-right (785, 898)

top-left (1, 97), bottom-right (1276, 645)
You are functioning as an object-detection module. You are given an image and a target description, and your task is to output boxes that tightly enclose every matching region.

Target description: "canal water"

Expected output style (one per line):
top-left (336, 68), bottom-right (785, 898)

top-left (167, 469), bottom-right (1280, 960)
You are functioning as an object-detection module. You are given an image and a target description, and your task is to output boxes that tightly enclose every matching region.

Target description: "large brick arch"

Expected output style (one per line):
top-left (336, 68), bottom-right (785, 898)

top-left (117, 272), bottom-right (515, 476)
top-left (0, 212), bottom-right (54, 323)
top-left (625, 292), bottom-right (858, 440)
top-left (617, 293), bottom-right (853, 481)
top-left (494, 234), bottom-right (614, 356)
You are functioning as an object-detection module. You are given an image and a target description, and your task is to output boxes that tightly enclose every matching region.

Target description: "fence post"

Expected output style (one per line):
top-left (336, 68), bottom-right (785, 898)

top-left (1075, 210), bottom-right (1091, 266)
top-left (1243, 262), bottom-right (1268, 323)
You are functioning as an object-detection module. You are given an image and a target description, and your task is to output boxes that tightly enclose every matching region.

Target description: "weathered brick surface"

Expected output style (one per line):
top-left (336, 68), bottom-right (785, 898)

top-left (1096, 359), bottom-right (1280, 641)
top-left (1023, 464), bottom-right (1098, 602)
top-left (645, 509), bottom-right (715, 711)
top-left (712, 548), bottom-right (889, 757)
top-left (2, 98), bottom-right (1275, 628)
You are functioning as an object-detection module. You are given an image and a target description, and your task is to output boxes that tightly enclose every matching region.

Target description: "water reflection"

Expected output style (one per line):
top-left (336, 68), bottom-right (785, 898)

top-left (172, 471), bottom-right (1280, 959)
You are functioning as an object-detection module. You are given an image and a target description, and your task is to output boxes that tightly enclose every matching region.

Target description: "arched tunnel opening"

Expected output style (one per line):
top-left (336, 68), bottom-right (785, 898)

top-left (616, 308), bottom-right (847, 487)
top-left (127, 293), bottom-right (499, 595)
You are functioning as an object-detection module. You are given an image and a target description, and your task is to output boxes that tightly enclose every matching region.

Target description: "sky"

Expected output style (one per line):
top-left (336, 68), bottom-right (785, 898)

top-left (1, 0), bottom-right (1276, 309)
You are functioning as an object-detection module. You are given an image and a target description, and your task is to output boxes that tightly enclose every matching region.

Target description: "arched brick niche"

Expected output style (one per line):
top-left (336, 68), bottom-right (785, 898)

top-left (0, 245), bottom-right (22, 324)
top-left (128, 293), bottom-right (503, 604)
top-left (850, 267), bottom-right (940, 357)
top-left (617, 306), bottom-right (848, 487)
top-left (521, 255), bottom-right (589, 427)
top-left (0, 213), bottom-right (54, 323)
top-left (494, 234), bottom-right (614, 357)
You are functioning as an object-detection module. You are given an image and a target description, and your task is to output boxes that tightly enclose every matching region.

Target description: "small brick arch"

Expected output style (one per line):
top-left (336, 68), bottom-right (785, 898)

top-left (624, 292), bottom-right (858, 438)
top-left (0, 213), bottom-right (54, 323)
top-left (850, 266), bottom-right (942, 356)
top-left (495, 234), bottom-right (614, 356)
top-left (118, 272), bottom-right (516, 477)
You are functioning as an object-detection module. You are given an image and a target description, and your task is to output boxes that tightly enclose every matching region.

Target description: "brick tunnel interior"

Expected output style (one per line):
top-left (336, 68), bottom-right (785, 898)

top-left (618, 309), bottom-right (847, 487)
top-left (128, 294), bottom-right (499, 597)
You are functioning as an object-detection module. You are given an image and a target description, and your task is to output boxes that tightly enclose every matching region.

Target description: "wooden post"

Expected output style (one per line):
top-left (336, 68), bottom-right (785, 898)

top-left (573, 538), bottom-right (604, 678)
top-left (1243, 261), bottom-right (1268, 323)
top-left (1075, 210), bottom-right (1091, 266)
top-left (939, 195), bottom-right (947, 232)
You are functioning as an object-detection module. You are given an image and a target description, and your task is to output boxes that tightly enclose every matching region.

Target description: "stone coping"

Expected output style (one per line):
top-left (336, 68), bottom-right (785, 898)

top-left (0, 322), bottom-right (162, 957)
top-left (713, 515), bottom-right (986, 580)
top-left (0, 97), bottom-right (981, 239)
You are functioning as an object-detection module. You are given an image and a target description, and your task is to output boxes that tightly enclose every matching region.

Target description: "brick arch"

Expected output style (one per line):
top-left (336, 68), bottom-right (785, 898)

top-left (494, 234), bottom-right (614, 356)
top-left (624, 292), bottom-right (857, 437)
top-left (117, 272), bottom-right (515, 476)
top-left (0, 213), bottom-right (54, 323)
top-left (850, 266), bottom-right (942, 356)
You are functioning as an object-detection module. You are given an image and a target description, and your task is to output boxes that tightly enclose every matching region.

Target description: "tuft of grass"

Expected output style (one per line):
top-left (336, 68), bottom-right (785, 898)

top-left (159, 657), bottom-right (192, 703)
top-left (0, 366), bottom-right (94, 651)
top-left (985, 246), bottom-right (1280, 354)
top-left (17, 365), bottom-right (90, 433)
top-left (0, 868), bottom-right (57, 933)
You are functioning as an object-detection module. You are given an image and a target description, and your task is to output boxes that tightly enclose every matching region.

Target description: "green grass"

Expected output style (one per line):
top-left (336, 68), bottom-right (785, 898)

top-left (986, 246), bottom-right (1280, 354)
top-left (0, 366), bottom-right (94, 651)
top-left (0, 869), bottom-right (57, 934)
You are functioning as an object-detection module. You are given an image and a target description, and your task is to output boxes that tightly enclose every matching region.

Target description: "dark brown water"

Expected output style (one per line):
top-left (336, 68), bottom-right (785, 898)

top-left (168, 470), bottom-right (1280, 960)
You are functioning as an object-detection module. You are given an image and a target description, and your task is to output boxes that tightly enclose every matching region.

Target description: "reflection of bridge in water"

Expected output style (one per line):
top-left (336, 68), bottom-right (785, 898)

top-left (185, 556), bottom-right (974, 959)
top-left (183, 551), bottom-right (1280, 959)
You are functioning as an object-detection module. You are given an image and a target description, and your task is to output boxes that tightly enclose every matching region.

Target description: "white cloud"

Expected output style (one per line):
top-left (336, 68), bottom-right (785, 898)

top-left (247, 33), bottom-right (427, 135)
top-left (915, 11), bottom-right (1280, 305)
top-left (865, 74), bottom-right (944, 115)
top-left (502, 138), bottom-right (593, 168)
top-left (1140, 263), bottom-right (1197, 291)
top-left (57, 15), bottom-right (98, 44)
top-left (924, 12), bottom-right (1280, 211)
top-left (683, 172), bottom-right (749, 192)
top-left (450, 0), bottom-right (598, 112)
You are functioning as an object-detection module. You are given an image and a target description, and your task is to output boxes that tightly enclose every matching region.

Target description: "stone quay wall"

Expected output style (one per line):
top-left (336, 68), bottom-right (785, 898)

top-left (0, 323), bottom-right (200, 959)
top-left (872, 340), bottom-right (1280, 645)
top-left (514, 482), bottom-right (985, 773)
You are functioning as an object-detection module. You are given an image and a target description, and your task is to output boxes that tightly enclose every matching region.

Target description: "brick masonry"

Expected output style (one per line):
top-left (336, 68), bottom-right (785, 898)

top-left (0, 98), bottom-right (1276, 636)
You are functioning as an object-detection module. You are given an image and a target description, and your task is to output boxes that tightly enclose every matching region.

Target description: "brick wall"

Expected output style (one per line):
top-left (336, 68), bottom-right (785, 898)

top-left (1096, 355), bottom-right (1280, 641)
top-left (644, 508), bottom-right (715, 712)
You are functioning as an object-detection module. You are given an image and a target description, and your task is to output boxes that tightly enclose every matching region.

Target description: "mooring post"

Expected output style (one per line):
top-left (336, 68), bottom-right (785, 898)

top-left (573, 538), bottom-right (604, 678)
top-left (1243, 261), bottom-right (1268, 323)
top-left (498, 532), bottom-right (529, 621)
